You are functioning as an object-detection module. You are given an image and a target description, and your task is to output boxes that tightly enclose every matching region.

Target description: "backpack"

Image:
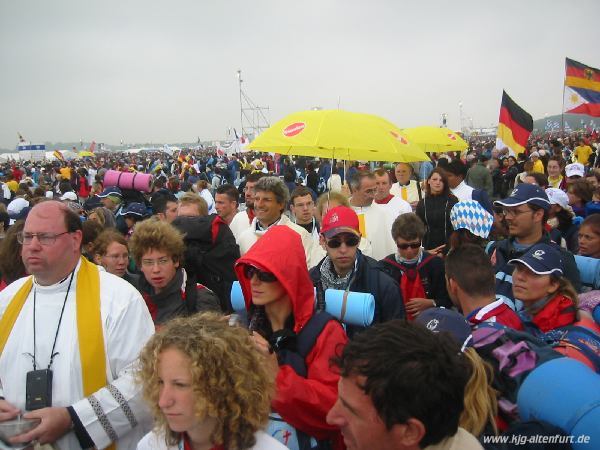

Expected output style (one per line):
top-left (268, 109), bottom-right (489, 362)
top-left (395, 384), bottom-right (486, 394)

top-left (172, 215), bottom-right (240, 312)
top-left (471, 322), bottom-right (563, 426)
top-left (382, 255), bottom-right (435, 320)
top-left (540, 321), bottom-right (600, 373)
top-left (267, 312), bottom-right (337, 450)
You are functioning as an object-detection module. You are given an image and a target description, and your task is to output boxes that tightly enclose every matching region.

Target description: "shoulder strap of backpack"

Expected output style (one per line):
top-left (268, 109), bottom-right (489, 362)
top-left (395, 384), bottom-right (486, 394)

top-left (183, 274), bottom-right (199, 315)
top-left (383, 257), bottom-right (405, 270)
top-left (296, 312), bottom-right (336, 360)
top-left (417, 254), bottom-right (436, 270)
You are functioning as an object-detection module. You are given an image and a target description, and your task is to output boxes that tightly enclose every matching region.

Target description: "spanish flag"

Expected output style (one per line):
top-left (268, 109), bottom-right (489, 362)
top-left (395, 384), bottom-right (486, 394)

top-left (564, 58), bottom-right (600, 117)
top-left (496, 91), bottom-right (533, 155)
top-left (53, 150), bottom-right (65, 162)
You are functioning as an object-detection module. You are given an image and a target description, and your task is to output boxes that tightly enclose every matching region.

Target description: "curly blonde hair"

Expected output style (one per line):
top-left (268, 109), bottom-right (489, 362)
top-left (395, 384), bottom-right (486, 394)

top-left (137, 312), bottom-right (273, 449)
top-left (128, 218), bottom-right (185, 265)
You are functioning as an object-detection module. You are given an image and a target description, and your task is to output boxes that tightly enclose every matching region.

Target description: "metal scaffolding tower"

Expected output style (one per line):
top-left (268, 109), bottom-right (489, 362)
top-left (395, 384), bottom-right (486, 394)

top-left (237, 70), bottom-right (270, 140)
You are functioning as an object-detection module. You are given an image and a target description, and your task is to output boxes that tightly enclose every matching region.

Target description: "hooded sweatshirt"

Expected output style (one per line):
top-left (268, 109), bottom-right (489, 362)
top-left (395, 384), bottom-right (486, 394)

top-left (235, 226), bottom-right (347, 444)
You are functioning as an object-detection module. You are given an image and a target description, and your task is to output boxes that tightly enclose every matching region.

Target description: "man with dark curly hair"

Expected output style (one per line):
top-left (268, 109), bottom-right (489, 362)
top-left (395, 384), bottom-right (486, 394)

top-left (327, 320), bottom-right (482, 450)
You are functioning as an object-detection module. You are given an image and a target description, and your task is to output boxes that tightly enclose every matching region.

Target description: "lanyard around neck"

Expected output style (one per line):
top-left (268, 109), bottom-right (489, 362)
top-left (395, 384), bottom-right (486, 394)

top-left (31, 270), bottom-right (75, 370)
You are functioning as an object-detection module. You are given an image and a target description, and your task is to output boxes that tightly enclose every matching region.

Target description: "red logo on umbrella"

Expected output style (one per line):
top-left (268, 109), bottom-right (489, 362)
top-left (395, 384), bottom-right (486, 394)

top-left (283, 122), bottom-right (306, 137)
top-left (390, 131), bottom-right (409, 145)
top-left (447, 133), bottom-right (457, 140)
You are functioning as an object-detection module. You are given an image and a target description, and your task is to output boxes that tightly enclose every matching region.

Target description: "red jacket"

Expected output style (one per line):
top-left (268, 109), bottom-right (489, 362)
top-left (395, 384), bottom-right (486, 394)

top-left (235, 226), bottom-right (347, 445)
top-left (467, 299), bottom-right (524, 331)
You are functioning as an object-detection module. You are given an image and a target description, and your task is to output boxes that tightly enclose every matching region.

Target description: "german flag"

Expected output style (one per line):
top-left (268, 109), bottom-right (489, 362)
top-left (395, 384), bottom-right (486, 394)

top-left (564, 58), bottom-right (600, 117)
top-left (496, 91), bottom-right (533, 154)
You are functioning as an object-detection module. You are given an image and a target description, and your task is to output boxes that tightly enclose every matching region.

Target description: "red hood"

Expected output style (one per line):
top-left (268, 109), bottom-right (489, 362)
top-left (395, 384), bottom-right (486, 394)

top-left (234, 225), bottom-right (314, 332)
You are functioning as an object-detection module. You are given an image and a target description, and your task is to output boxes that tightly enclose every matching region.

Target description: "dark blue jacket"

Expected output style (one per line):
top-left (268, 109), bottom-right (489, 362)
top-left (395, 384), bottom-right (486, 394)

top-left (309, 251), bottom-right (405, 338)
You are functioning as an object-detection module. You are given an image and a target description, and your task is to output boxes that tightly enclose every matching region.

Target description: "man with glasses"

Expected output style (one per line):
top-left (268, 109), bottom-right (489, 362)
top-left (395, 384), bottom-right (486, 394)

top-left (128, 219), bottom-right (220, 326)
top-left (309, 206), bottom-right (404, 338)
top-left (380, 213), bottom-right (451, 320)
top-left (487, 183), bottom-right (581, 309)
top-left (389, 162), bottom-right (422, 209)
top-left (0, 201), bottom-right (154, 449)
top-left (348, 171), bottom-right (396, 260)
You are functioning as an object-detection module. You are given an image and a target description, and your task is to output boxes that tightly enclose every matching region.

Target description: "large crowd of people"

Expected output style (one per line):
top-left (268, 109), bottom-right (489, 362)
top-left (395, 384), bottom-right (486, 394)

top-left (0, 130), bottom-right (599, 450)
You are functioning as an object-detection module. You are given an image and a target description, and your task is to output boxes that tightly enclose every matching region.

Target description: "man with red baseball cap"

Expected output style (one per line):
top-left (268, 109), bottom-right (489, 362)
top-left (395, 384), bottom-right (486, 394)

top-left (309, 206), bottom-right (405, 338)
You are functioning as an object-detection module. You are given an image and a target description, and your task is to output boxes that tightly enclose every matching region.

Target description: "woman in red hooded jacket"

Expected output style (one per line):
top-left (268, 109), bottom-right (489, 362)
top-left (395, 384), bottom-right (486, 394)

top-left (235, 225), bottom-right (348, 450)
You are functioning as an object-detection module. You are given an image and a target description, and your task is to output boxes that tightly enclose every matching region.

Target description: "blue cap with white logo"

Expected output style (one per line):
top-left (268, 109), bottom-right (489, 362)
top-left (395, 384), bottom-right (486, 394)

top-left (508, 243), bottom-right (563, 276)
top-left (494, 183), bottom-right (550, 211)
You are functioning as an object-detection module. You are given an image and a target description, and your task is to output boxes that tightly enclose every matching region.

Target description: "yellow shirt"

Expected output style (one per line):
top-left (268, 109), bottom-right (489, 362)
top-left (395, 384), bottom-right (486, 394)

top-left (548, 175), bottom-right (564, 189)
top-left (532, 159), bottom-right (545, 174)
top-left (574, 145), bottom-right (593, 165)
top-left (6, 180), bottom-right (18, 192)
top-left (59, 167), bottom-right (72, 180)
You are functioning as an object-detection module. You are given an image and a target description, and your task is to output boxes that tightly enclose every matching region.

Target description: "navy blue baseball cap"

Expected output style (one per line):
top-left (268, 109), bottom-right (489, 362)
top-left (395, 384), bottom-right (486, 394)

top-left (120, 202), bottom-right (148, 217)
top-left (415, 308), bottom-right (473, 352)
top-left (508, 243), bottom-right (563, 276)
top-left (493, 183), bottom-right (550, 211)
top-left (97, 186), bottom-right (123, 198)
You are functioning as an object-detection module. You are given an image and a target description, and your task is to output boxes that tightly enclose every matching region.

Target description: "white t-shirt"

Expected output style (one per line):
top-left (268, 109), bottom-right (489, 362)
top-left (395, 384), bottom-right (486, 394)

top-left (137, 429), bottom-right (287, 450)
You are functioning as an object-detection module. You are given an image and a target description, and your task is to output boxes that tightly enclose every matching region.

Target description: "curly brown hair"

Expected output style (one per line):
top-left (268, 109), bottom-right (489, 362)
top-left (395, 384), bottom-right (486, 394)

top-left (137, 312), bottom-right (273, 449)
top-left (128, 218), bottom-right (185, 265)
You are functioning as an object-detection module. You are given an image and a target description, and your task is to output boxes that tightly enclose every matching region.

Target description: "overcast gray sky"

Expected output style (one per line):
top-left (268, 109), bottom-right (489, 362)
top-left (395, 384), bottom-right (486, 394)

top-left (1, 0), bottom-right (599, 149)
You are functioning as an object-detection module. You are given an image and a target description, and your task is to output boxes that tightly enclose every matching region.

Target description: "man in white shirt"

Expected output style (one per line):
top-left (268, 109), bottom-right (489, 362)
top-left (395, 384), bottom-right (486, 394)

top-left (373, 168), bottom-right (412, 221)
top-left (237, 176), bottom-right (321, 268)
top-left (290, 186), bottom-right (319, 241)
top-left (389, 163), bottom-right (422, 209)
top-left (349, 171), bottom-right (396, 260)
top-left (0, 201), bottom-right (154, 449)
top-left (230, 172), bottom-right (263, 240)
top-left (444, 160), bottom-right (493, 214)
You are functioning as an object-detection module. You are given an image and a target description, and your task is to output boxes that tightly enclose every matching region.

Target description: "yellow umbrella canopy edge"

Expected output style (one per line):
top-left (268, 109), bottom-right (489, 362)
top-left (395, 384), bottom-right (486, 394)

top-left (249, 110), bottom-right (429, 162)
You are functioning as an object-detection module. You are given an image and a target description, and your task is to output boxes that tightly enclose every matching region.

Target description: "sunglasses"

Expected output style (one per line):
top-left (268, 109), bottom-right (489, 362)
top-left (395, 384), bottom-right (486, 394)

top-left (326, 235), bottom-right (360, 248)
top-left (244, 265), bottom-right (278, 283)
top-left (397, 242), bottom-right (421, 250)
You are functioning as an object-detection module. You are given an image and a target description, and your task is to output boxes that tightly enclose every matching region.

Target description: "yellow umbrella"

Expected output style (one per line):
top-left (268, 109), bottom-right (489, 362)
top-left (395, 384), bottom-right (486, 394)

top-left (78, 151), bottom-right (95, 157)
top-left (402, 126), bottom-right (468, 153)
top-left (248, 109), bottom-right (429, 162)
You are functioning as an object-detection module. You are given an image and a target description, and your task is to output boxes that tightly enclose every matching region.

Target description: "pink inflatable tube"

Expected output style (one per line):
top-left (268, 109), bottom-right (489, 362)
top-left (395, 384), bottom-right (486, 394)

top-left (103, 170), bottom-right (153, 193)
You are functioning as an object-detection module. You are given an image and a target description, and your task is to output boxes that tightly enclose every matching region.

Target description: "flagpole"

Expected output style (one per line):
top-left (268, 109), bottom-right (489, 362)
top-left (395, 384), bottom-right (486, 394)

top-left (561, 58), bottom-right (566, 135)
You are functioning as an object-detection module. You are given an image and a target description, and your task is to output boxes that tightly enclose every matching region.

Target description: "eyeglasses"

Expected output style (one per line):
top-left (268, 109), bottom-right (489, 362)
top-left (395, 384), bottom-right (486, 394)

top-left (244, 265), bottom-right (278, 283)
top-left (326, 235), bottom-right (361, 248)
top-left (397, 241), bottom-right (421, 250)
top-left (17, 231), bottom-right (70, 246)
top-left (141, 257), bottom-right (172, 268)
top-left (501, 208), bottom-right (533, 218)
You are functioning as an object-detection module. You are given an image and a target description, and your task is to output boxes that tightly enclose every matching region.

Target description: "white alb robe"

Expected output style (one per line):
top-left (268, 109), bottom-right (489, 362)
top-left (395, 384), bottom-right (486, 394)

top-left (0, 261), bottom-right (155, 450)
top-left (350, 203), bottom-right (397, 260)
